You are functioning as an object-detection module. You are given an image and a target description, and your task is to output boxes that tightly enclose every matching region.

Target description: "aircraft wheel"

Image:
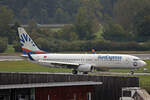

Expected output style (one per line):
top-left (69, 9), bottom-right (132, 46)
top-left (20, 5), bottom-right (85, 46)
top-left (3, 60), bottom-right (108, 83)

top-left (72, 70), bottom-right (78, 74)
top-left (130, 71), bottom-right (134, 75)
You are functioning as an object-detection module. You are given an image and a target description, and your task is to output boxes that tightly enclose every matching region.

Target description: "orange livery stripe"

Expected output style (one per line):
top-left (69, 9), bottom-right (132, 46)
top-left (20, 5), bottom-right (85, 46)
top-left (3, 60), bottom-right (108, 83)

top-left (22, 48), bottom-right (47, 53)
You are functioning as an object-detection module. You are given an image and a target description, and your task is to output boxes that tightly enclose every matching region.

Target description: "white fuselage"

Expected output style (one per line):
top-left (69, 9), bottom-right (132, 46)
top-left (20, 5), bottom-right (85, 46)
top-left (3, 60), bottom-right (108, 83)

top-left (31, 54), bottom-right (146, 69)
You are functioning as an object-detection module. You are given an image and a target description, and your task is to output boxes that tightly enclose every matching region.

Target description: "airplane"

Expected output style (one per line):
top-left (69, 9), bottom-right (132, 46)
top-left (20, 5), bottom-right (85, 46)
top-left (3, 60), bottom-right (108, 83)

top-left (18, 27), bottom-right (147, 74)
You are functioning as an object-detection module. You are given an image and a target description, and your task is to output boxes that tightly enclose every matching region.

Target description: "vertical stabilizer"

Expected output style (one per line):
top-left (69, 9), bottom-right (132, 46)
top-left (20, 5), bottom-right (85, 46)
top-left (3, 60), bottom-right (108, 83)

top-left (18, 27), bottom-right (47, 54)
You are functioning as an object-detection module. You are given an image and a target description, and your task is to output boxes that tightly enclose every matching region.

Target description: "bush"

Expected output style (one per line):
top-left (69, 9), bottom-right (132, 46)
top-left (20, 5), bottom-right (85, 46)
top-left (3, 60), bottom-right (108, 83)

top-left (102, 24), bottom-right (132, 42)
top-left (13, 38), bottom-right (150, 53)
top-left (0, 37), bottom-right (8, 53)
top-left (141, 41), bottom-right (150, 51)
top-left (13, 41), bottom-right (22, 52)
top-left (35, 38), bottom-right (51, 52)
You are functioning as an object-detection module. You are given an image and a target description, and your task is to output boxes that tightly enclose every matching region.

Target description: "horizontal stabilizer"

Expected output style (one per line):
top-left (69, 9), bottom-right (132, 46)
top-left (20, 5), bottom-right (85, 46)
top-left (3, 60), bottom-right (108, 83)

top-left (27, 53), bottom-right (35, 61)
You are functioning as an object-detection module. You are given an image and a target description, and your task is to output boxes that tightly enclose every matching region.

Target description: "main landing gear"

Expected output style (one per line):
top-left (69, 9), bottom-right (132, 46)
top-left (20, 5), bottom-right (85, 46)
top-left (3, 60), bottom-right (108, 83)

top-left (72, 69), bottom-right (78, 74)
top-left (130, 70), bottom-right (134, 75)
top-left (72, 69), bottom-right (88, 75)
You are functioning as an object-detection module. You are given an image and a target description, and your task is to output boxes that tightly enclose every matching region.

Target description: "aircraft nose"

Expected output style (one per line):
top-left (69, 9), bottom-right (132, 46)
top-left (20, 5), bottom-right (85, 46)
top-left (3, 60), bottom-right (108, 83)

top-left (140, 61), bottom-right (147, 67)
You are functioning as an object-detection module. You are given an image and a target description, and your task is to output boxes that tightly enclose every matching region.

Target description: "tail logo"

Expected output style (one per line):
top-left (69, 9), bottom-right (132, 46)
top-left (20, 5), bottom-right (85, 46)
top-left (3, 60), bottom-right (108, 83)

top-left (20, 33), bottom-right (36, 47)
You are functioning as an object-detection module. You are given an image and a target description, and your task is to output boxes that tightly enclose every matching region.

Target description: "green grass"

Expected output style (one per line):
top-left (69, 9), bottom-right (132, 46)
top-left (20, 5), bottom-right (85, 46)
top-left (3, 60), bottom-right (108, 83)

top-left (138, 75), bottom-right (150, 92)
top-left (0, 60), bottom-right (71, 73)
top-left (4, 45), bottom-right (15, 53)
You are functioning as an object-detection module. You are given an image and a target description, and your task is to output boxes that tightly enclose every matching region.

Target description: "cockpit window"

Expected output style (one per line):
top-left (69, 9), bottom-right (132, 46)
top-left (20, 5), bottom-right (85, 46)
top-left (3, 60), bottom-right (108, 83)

top-left (133, 59), bottom-right (140, 61)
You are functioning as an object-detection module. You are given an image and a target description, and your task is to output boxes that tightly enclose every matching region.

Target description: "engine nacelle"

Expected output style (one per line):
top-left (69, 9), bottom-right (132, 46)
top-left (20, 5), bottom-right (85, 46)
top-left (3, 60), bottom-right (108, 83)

top-left (77, 64), bottom-right (94, 72)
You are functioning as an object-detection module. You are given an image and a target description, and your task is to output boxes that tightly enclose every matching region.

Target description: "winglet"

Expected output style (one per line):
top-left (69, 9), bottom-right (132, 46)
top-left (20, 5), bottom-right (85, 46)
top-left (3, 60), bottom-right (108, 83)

top-left (27, 53), bottom-right (35, 61)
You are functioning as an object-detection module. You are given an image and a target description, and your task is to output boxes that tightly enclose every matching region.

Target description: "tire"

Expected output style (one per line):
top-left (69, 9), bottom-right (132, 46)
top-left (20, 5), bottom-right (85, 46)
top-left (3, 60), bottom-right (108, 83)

top-left (72, 70), bottom-right (78, 74)
top-left (130, 71), bottom-right (134, 75)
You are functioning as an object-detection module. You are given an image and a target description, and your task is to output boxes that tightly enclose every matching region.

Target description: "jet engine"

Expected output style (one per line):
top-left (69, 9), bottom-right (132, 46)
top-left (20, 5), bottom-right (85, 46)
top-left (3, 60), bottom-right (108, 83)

top-left (78, 64), bottom-right (94, 72)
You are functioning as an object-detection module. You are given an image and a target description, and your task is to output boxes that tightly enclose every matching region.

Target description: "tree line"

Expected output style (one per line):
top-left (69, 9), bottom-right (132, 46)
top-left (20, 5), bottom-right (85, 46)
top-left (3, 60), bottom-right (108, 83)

top-left (0, 0), bottom-right (150, 52)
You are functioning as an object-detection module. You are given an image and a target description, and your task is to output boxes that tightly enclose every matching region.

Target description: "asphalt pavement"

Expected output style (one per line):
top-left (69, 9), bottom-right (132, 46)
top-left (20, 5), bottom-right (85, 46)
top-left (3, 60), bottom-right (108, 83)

top-left (131, 54), bottom-right (150, 60)
top-left (0, 56), bottom-right (23, 61)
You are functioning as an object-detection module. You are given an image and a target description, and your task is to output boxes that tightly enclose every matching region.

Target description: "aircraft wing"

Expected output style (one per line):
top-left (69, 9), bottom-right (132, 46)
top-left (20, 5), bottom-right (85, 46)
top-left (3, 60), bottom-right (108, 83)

top-left (27, 53), bottom-right (80, 69)
top-left (38, 60), bottom-right (79, 66)
top-left (38, 60), bottom-right (80, 69)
